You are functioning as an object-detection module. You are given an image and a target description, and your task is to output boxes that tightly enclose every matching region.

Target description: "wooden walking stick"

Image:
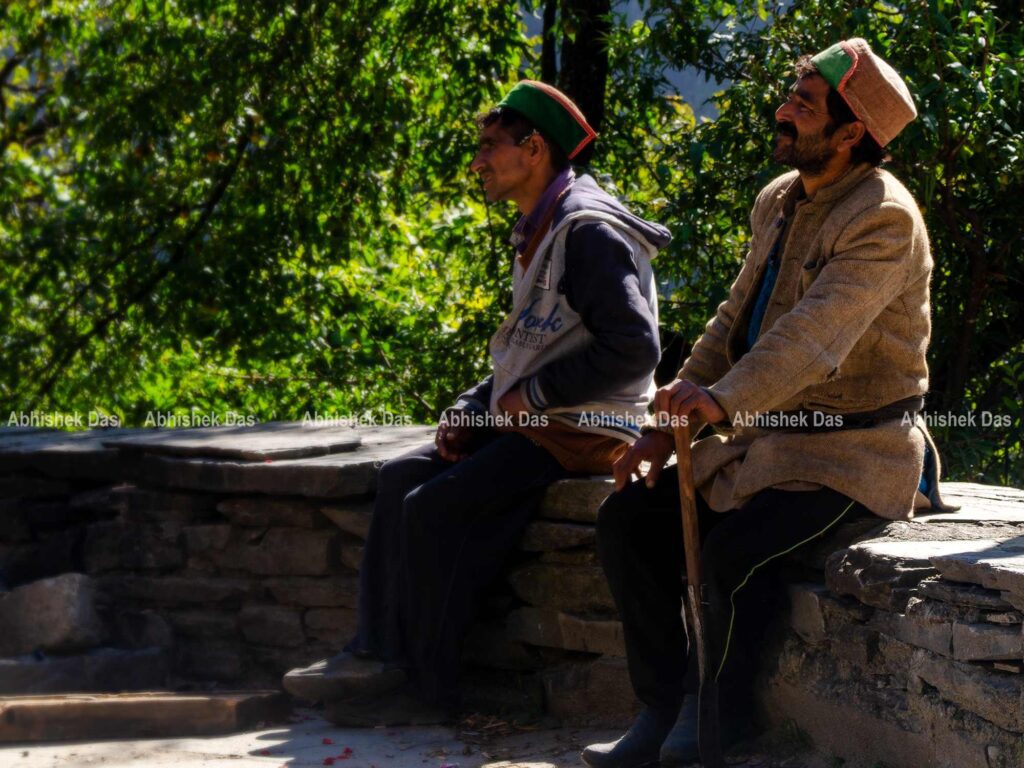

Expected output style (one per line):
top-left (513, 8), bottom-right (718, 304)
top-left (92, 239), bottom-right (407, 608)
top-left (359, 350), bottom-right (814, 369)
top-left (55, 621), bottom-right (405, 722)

top-left (674, 420), bottom-right (724, 768)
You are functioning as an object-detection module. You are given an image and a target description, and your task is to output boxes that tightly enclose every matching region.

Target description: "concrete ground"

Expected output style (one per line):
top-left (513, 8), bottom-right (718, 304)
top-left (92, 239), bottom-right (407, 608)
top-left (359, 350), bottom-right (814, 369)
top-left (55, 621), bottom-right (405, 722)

top-left (0, 709), bottom-right (825, 768)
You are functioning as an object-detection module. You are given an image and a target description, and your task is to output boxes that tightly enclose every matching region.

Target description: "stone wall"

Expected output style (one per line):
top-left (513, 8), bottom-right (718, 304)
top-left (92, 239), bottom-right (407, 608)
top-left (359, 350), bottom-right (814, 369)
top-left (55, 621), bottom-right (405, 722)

top-left (762, 485), bottom-right (1024, 768)
top-left (1, 424), bottom-right (1023, 766)
top-left (0, 424), bottom-right (638, 725)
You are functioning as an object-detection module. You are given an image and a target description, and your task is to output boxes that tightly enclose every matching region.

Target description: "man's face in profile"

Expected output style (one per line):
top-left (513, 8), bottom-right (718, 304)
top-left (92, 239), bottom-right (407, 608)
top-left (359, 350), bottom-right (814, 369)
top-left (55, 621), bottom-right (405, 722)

top-left (470, 122), bottom-right (533, 204)
top-left (773, 74), bottom-right (838, 176)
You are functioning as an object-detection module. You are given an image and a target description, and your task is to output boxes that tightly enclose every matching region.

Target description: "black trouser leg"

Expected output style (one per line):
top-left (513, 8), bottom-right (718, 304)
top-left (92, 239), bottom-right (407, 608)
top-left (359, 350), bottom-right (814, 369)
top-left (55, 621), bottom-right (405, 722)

top-left (700, 486), bottom-right (866, 723)
top-left (350, 431), bottom-right (569, 708)
top-left (596, 465), bottom-right (722, 712)
top-left (597, 469), bottom-right (868, 723)
top-left (348, 441), bottom-right (446, 662)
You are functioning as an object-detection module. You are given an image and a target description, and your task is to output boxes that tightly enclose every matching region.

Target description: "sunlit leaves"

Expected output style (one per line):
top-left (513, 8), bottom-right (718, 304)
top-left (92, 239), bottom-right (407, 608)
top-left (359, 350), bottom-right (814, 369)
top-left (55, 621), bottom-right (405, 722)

top-left (1, 0), bottom-right (1020, 485)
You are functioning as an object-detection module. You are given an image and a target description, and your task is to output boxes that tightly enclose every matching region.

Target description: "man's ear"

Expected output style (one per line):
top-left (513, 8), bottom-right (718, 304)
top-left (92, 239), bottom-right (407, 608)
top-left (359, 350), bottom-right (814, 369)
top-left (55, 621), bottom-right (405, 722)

top-left (838, 120), bottom-right (866, 150)
top-left (526, 133), bottom-right (548, 167)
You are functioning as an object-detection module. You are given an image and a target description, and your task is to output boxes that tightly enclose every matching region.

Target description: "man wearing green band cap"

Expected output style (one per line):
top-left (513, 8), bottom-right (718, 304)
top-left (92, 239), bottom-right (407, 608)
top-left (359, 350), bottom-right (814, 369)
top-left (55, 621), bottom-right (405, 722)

top-left (498, 79), bottom-right (599, 161)
top-left (585, 39), bottom-right (953, 768)
top-left (284, 81), bottom-right (671, 725)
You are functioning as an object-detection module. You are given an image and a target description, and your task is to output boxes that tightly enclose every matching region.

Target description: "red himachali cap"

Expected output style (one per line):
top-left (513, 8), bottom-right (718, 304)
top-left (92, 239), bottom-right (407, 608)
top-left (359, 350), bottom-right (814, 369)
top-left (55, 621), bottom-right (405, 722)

top-left (811, 38), bottom-right (917, 147)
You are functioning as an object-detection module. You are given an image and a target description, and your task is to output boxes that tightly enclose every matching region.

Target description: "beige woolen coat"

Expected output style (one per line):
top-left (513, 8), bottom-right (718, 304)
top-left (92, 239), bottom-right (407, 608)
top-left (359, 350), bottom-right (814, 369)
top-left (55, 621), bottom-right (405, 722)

top-left (680, 163), bottom-right (949, 520)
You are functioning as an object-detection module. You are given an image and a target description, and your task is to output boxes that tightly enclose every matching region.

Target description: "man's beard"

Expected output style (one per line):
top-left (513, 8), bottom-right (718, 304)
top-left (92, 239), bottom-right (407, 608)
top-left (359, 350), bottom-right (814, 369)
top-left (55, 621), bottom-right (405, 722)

top-left (773, 123), bottom-right (835, 176)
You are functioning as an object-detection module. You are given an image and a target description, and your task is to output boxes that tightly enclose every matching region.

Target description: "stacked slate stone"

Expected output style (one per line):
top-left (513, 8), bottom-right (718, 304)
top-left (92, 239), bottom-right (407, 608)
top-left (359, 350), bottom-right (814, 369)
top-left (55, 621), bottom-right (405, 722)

top-left (462, 476), bottom-right (639, 726)
top-left (0, 425), bottom-right (638, 724)
top-left (4, 422), bottom-right (1024, 758)
top-left (763, 483), bottom-right (1024, 768)
top-left (0, 436), bottom-right (170, 694)
top-left (0, 425), bottom-right (421, 693)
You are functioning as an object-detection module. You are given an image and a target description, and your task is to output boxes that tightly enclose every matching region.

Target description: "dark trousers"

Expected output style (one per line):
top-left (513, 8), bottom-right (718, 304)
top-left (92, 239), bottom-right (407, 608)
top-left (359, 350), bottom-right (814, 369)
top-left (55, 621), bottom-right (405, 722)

top-left (347, 431), bottom-right (569, 708)
top-left (597, 466), bottom-right (868, 724)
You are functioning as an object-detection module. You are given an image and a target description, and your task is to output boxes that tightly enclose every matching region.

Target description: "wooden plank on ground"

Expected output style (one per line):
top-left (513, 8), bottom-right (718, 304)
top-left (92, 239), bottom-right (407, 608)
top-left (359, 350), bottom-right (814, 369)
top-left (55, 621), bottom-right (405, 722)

top-left (0, 691), bottom-right (289, 743)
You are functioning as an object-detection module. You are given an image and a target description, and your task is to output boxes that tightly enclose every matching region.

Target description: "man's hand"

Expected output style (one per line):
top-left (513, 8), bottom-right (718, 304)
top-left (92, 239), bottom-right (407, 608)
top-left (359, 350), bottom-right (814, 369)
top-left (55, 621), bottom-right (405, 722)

top-left (435, 420), bottom-right (476, 462)
top-left (497, 387), bottom-right (529, 419)
top-left (612, 430), bottom-right (675, 491)
top-left (654, 378), bottom-right (727, 427)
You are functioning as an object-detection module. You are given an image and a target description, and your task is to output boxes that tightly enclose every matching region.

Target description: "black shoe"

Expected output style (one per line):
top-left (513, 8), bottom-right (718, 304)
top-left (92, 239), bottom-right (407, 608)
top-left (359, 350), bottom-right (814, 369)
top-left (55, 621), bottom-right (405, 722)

top-left (282, 651), bottom-right (406, 702)
top-left (658, 695), bottom-right (698, 766)
top-left (581, 706), bottom-right (678, 768)
top-left (660, 696), bottom-right (747, 767)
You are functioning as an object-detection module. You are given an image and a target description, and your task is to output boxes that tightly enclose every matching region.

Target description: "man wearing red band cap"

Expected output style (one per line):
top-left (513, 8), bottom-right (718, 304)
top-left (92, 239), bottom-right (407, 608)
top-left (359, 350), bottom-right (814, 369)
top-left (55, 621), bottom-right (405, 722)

top-left (284, 81), bottom-right (671, 724)
top-left (584, 40), bottom-right (954, 768)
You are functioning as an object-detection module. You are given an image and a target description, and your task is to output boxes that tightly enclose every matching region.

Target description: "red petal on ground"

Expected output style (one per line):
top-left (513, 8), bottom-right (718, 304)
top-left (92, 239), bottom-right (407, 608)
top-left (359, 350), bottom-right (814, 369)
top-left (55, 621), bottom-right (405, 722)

top-left (323, 759), bottom-right (335, 766)
top-left (322, 738), bottom-right (334, 745)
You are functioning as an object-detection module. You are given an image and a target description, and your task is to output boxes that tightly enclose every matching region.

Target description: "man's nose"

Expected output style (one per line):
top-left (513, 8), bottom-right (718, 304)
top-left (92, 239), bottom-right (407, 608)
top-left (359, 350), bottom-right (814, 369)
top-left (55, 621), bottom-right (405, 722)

top-left (775, 101), bottom-right (794, 122)
top-left (469, 153), bottom-right (485, 173)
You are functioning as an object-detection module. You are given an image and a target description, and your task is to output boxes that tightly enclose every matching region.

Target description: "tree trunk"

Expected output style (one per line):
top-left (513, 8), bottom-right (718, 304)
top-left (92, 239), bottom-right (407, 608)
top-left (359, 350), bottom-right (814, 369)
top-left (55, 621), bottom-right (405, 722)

top-left (541, 0), bottom-right (558, 85)
top-left (557, 0), bottom-right (610, 161)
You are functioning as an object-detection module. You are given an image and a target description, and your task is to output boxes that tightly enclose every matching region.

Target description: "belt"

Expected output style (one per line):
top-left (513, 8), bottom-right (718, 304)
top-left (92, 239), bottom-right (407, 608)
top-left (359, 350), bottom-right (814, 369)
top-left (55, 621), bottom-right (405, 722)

top-left (763, 395), bottom-right (925, 434)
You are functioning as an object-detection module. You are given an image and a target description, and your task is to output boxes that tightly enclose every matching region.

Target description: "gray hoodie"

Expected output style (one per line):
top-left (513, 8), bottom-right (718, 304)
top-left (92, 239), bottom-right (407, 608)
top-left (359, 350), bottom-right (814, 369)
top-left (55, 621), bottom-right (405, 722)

top-left (456, 175), bottom-right (671, 443)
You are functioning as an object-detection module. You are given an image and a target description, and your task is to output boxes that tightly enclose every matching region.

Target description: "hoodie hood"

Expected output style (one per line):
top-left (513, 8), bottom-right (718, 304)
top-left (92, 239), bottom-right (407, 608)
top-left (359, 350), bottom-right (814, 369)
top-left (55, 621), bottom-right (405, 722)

top-left (552, 174), bottom-right (672, 253)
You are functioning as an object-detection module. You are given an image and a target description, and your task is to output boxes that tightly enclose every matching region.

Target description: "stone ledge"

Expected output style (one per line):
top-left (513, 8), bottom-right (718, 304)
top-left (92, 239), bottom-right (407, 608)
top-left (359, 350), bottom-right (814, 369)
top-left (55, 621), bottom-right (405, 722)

top-left (3, 423), bottom-right (1023, 759)
top-left (0, 647), bottom-right (168, 696)
top-left (0, 691), bottom-right (289, 742)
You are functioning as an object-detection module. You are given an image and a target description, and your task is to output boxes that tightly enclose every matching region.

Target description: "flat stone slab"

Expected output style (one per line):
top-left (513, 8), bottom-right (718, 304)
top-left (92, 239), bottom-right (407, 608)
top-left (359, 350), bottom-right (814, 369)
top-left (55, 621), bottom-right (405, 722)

top-left (0, 573), bottom-right (104, 656)
top-left (827, 539), bottom-right (999, 611)
top-left (0, 427), bottom-right (55, 437)
top-left (238, 605), bottom-right (305, 647)
top-left (265, 575), bottom-right (359, 608)
top-left (506, 607), bottom-right (625, 656)
top-left (917, 576), bottom-right (1013, 610)
top-left (98, 574), bottom-right (261, 604)
top-left (0, 691), bottom-right (289, 742)
top-left (0, 474), bottom-right (73, 499)
top-left (939, 482), bottom-right (1024, 510)
top-left (303, 607), bottom-right (358, 644)
top-left (128, 426), bottom-right (433, 498)
top-left (83, 521), bottom-right (184, 572)
top-left (538, 477), bottom-right (615, 523)
top-left (910, 648), bottom-right (1024, 732)
top-left (104, 422), bottom-right (362, 461)
top-left (217, 496), bottom-right (328, 528)
top-left (542, 657), bottom-right (640, 727)
top-left (215, 528), bottom-right (341, 576)
top-left (112, 486), bottom-right (220, 523)
top-left (520, 520), bottom-right (597, 552)
top-left (951, 621), bottom-right (1024, 661)
top-left (0, 647), bottom-right (167, 696)
top-left (930, 537), bottom-right (1024, 595)
top-left (0, 428), bottom-right (143, 479)
top-left (320, 501), bottom-right (374, 539)
top-left (507, 562), bottom-right (615, 614)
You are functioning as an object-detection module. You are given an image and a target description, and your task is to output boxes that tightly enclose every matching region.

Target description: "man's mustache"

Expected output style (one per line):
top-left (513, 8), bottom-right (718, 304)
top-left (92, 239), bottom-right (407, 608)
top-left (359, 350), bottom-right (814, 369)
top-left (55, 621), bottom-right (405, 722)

top-left (776, 122), bottom-right (798, 139)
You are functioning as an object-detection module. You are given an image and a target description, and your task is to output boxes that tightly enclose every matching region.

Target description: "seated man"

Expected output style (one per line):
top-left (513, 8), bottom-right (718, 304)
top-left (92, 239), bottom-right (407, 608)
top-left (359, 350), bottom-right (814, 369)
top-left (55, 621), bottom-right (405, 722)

top-left (583, 39), bottom-right (951, 768)
top-left (284, 81), bottom-right (670, 723)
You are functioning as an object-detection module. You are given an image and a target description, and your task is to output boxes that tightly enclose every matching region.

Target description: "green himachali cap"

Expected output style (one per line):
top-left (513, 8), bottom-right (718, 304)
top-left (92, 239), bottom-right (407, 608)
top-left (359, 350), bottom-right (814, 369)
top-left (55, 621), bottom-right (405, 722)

top-left (811, 38), bottom-right (917, 147)
top-left (498, 80), bottom-right (598, 160)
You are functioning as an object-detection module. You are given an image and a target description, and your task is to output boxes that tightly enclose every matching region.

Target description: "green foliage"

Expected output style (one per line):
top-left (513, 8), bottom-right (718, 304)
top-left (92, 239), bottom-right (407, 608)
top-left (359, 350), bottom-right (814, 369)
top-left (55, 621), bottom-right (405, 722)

top-left (2, 0), bottom-right (1021, 484)
top-left (2, 0), bottom-right (524, 421)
